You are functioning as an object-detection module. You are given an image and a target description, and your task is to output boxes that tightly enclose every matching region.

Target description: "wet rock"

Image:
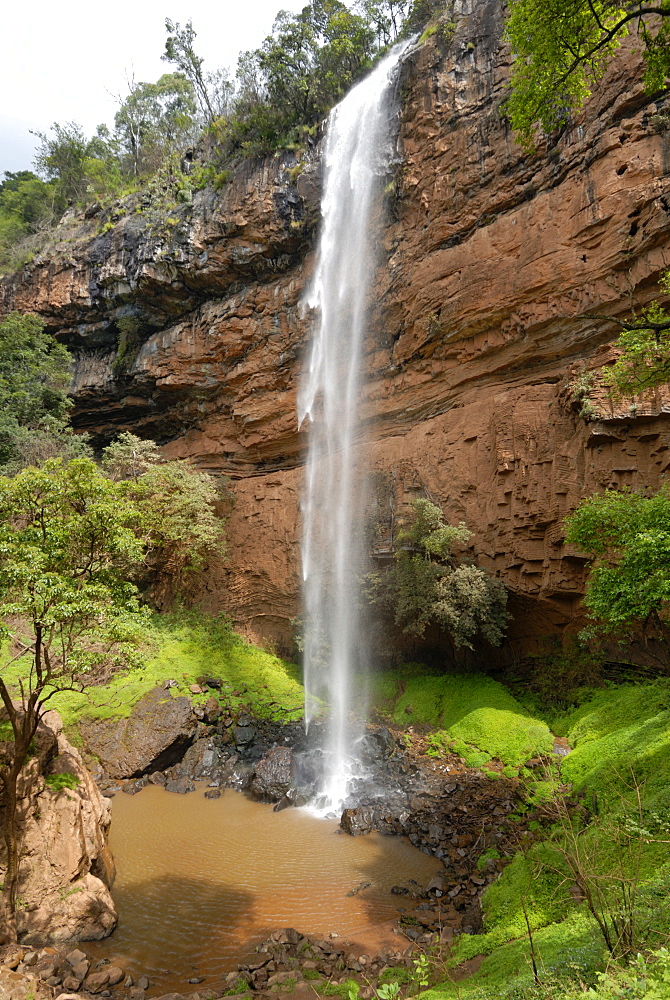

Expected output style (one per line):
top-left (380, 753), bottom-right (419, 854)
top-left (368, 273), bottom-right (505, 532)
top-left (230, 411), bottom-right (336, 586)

top-left (341, 806), bottom-right (377, 836)
top-left (137, 976), bottom-right (150, 990)
top-left (84, 970), bottom-right (110, 992)
top-left (148, 772), bottom-right (167, 785)
top-left (65, 950), bottom-right (87, 968)
top-left (122, 777), bottom-right (149, 795)
top-left (80, 687), bottom-right (198, 779)
top-left (233, 725), bottom-right (255, 745)
top-left (204, 788), bottom-right (222, 799)
top-left (165, 776), bottom-right (196, 794)
top-left (248, 746), bottom-right (294, 802)
top-left (203, 698), bottom-right (221, 724)
top-left (181, 738), bottom-right (223, 778)
top-left (106, 967), bottom-right (125, 986)
top-left (61, 976), bottom-right (82, 991)
top-left (197, 675), bottom-right (222, 690)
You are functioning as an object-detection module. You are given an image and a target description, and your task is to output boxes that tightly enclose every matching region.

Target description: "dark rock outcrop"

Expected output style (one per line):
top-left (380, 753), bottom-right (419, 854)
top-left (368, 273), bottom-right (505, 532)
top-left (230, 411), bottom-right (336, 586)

top-left (247, 746), bottom-right (294, 802)
top-left (80, 687), bottom-right (198, 779)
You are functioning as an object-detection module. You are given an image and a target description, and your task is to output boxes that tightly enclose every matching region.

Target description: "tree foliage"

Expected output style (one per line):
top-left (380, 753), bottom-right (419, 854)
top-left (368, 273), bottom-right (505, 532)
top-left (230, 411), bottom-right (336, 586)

top-left (0, 457), bottom-right (150, 940)
top-left (0, 172), bottom-right (57, 272)
top-left (114, 73), bottom-right (198, 176)
top-left (33, 122), bottom-right (122, 205)
top-left (565, 485), bottom-right (670, 643)
top-left (597, 271), bottom-right (670, 399)
top-left (224, 0), bottom-right (377, 155)
top-left (100, 434), bottom-right (229, 599)
top-left (0, 312), bottom-right (89, 475)
top-left (162, 19), bottom-right (233, 124)
top-left (368, 499), bottom-right (509, 650)
top-left (505, 0), bottom-right (670, 149)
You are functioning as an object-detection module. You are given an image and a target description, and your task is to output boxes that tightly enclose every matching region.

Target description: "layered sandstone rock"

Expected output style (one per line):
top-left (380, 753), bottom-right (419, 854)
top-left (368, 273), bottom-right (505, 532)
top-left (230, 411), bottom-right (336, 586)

top-left (0, 713), bottom-right (116, 944)
top-left (3, 0), bottom-right (670, 655)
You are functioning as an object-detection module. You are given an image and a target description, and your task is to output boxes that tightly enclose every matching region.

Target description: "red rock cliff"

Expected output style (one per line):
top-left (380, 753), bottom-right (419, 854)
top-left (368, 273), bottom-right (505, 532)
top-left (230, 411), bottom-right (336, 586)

top-left (3, 0), bottom-right (670, 657)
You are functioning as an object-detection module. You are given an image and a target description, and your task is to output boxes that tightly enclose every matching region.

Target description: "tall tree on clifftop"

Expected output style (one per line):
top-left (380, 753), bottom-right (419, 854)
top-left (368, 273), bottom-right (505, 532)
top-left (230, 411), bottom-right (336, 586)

top-left (505, 0), bottom-right (670, 149)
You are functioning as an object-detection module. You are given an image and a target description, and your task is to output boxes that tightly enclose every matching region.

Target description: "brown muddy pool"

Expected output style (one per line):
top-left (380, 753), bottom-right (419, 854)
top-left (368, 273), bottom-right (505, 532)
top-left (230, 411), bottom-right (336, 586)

top-left (88, 785), bottom-right (440, 993)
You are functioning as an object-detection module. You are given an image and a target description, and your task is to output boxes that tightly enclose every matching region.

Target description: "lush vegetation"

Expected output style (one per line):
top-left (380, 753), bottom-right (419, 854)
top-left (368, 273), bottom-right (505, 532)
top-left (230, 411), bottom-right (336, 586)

top-left (370, 662), bottom-right (553, 765)
top-left (0, 0), bottom-right (452, 273)
top-left (0, 312), bottom-right (89, 474)
top-left (505, 0), bottom-right (670, 149)
top-left (0, 315), bottom-right (231, 941)
top-left (564, 485), bottom-right (670, 653)
top-left (409, 677), bottom-right (670, 999)
top-left (367, 499), bottom-right (510, 652)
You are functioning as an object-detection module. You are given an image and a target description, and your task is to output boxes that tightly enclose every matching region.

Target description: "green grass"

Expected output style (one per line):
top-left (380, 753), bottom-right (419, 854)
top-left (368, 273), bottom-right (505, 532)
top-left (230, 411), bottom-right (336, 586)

top-left (421, 912), bottom-right (604, 999)
top-left (368, 664), bottom-right (553, 765)
top-left (426, 678), bottom-right (670, 998)
top-left (554, 679), bottom-right (670, 818)
top-left (1, 612), bottom-right (305, 742)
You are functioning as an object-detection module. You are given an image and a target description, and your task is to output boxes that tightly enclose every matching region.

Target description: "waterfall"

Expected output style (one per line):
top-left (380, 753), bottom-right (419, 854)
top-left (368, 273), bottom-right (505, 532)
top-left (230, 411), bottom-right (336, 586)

top-left (297, 40), bottom-right (412, 814)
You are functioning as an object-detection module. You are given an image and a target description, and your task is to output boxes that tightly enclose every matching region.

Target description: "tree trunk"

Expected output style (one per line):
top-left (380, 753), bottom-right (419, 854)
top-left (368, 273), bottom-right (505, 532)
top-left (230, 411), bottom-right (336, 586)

top-left (0, 763), bottom-right (21, 945)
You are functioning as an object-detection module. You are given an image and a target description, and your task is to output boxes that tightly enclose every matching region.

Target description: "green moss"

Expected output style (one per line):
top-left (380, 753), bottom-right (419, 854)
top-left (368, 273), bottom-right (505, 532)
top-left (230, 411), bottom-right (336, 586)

top-left (368, 665), bottom-right (553, 765)
top-left (44, 772), bottom-right (80, 791)
top-left (422, 912), bottom-right (603, 999)
top-left (555, 680), bottom-right (670, 813)
top-left (320, 979), bottom-right (360, 997)
top-left (476, 848), bottom-right (500, 871)
top-left (2, 612), bottom-right (304, 744)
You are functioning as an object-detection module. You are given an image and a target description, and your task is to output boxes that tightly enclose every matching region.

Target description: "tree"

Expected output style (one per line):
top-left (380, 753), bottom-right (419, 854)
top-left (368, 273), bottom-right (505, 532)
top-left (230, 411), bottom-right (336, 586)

top-left (114, 73), bottom-right (198, 176)
top-left (226, 0), bottom-right (375, 155)
top-left (100, 434), bottom-right (230, 602)
top-left (33, 122), bottom-right (122, 205)
top-left (368, 499), bottom-right (509, 650)
top-left (0, 312), bottom-right (90, 475)
top-left (0, 172), bottom-right (57, 271)
top-left (162, 19), bottom-right (232, 124)
top-left (358, 0), bottom-right (409, 45)
top-left (505, 0), bottom-right (670, 149)
top-left (596, 271), bottom-right (670, 398)
top-left (101, 430), bottom-right (162, 481)
top-left (565, 485), bottom-right (670, 649)
top-left (0, 458), bottom-right (149, 942)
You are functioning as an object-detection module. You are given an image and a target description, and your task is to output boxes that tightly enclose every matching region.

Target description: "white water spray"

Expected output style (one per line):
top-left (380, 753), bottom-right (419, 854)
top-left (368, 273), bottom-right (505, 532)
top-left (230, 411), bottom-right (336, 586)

top-left (298, 41), bottom-right (412, 814)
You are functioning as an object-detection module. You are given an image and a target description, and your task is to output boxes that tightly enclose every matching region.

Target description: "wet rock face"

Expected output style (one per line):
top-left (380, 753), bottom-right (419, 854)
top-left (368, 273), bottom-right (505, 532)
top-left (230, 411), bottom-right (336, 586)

top-left (247, 746), bottom-right (294, 802)
top-left (4, 1), bottom-right (670, 655)
top-left (80, 687), bottom-right (199, 779)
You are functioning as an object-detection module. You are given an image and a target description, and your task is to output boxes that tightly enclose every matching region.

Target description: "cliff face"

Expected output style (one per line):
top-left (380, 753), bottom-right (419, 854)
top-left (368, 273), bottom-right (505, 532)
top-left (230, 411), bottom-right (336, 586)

top-left (0, 712), bottom-right (116, 945)
top-left (3, 0), bottom-right (670, 655)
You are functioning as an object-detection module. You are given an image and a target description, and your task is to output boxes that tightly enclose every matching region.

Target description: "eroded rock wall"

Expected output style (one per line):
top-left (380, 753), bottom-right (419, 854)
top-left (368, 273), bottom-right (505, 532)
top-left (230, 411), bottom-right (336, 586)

top-left (0, 713), bottom-right (116, 945)
top-left (3, 0), bottom-right (670, 654)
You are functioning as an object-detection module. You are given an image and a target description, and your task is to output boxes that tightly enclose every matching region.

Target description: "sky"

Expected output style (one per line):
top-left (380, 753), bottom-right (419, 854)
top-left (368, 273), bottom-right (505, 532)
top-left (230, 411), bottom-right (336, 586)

top-left (1, 0), bottom-right (307, 175)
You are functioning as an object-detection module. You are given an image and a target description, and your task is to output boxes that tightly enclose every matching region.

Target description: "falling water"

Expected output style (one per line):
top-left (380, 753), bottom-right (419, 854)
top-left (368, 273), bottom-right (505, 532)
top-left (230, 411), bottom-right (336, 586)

top-left (298, 40), bottom-right (412, 813)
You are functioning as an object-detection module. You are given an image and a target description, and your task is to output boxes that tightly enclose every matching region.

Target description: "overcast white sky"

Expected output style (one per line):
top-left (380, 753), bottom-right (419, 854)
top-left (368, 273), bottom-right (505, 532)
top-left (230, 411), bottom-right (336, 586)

top-left (1, 0), bottom-right (307, 175)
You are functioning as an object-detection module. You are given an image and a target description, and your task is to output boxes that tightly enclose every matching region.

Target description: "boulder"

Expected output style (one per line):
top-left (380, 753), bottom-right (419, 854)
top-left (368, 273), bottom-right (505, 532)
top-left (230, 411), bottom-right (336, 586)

top-left (341, 806), bottom-right (377, 836)
top-left (165, 776), bottom-right (196, 794)
top-left (247, 746), bottom-right (294, 802)
top-left (80, 687), bottom-right (198, 779)
top-left (233, 725), bottom-right (255, 746)
top-left (5, 715), bottom-right (118, 945)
